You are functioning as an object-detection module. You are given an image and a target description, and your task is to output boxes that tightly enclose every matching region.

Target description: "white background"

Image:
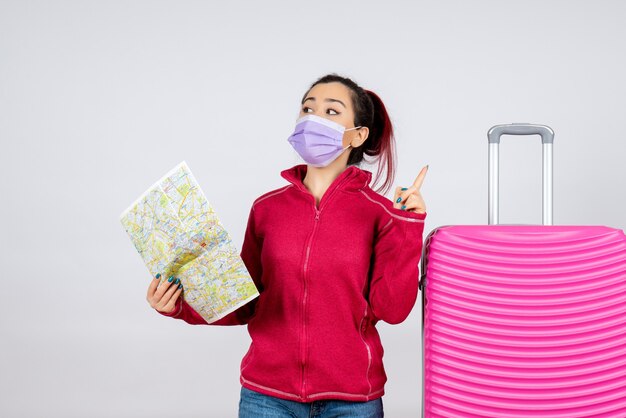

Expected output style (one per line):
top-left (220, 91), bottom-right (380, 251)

top-left (1, 1), bottom-right (625, 417)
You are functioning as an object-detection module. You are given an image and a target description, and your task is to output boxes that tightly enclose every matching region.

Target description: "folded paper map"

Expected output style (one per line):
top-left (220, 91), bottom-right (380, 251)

top-left (120, 161), bottom-right (259, 323)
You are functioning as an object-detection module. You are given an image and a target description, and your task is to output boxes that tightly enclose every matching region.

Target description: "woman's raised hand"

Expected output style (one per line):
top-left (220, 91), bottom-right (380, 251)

top-left (393, 165), bottom-right (428, 214)
top-left (147, 273), bottom-right (184, 314)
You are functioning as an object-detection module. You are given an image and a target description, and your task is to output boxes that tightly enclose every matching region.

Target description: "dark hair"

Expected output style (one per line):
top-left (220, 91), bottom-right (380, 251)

top-left (300, 73), bottom-right (397, 196)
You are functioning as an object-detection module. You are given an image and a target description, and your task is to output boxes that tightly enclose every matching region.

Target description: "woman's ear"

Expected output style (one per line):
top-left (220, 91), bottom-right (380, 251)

top-left (353, 127), bottom-right (369, 147)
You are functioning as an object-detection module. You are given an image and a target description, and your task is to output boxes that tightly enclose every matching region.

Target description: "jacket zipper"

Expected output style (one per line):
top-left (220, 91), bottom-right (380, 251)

top-left (298, 173), bottom-right (351, 400)
top-left (301, 205), bottom-right (319, 399)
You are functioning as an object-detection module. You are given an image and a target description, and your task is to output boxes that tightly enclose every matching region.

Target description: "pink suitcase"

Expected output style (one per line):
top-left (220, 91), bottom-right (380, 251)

top-left (419, 124), bottom-right (626, 417)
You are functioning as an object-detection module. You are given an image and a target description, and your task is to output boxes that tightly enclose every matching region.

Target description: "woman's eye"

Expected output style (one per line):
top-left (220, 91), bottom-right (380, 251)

top-left (301, 106), bottom-right (339, 115)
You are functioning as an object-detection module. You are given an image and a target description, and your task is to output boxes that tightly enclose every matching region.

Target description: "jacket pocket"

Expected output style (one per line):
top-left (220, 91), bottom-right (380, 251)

top-left (359, 306), bottom-right (373, 394)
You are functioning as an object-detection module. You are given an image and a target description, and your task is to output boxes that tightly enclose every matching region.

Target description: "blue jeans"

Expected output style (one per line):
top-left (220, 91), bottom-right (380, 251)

top-left (238, 386), bottom-right (384, 418)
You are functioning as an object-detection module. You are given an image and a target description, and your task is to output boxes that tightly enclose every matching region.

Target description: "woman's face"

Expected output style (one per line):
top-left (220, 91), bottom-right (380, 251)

top-left (299, 82), bottom-right (368, 149)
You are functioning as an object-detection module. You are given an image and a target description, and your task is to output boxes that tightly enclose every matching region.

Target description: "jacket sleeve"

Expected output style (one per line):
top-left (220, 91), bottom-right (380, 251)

top-left (156, 204), bottom-right (264, 325)
top-left (368, 207), bottom-right (427, 325)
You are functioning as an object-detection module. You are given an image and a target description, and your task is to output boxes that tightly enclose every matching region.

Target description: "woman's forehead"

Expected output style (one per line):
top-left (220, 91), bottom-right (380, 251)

top-left (306, 82), bottom-right (351, 103)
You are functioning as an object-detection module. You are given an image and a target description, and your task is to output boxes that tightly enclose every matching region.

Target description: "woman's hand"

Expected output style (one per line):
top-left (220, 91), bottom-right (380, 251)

top-left (147, 273), bottom-right (184, 314)
top-left (393, 165), bottom-right (428, 214)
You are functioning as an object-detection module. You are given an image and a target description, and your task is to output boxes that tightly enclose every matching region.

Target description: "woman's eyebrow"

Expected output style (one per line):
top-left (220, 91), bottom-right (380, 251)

top-left (302, 97), bottom-right (346, 108)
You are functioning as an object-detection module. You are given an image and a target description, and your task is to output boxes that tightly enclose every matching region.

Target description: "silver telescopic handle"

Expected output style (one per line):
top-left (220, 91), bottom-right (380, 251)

top-left (487, 123), bottom-right (555, 226)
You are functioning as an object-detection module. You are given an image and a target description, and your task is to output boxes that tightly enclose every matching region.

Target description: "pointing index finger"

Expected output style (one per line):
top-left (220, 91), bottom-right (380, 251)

top-left (411, 165), bottom-right (429, 191)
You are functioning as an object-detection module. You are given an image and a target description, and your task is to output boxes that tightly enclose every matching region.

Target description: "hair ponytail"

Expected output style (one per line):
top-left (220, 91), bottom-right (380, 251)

top-left (360, 89), bottom-right (396, 196)
top-left (301, 73), bottom-right (398, 196)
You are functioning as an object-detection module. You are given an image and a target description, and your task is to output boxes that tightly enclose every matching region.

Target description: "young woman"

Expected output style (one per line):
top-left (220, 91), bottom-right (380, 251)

top-left (147, 73), bottom-right (428, 418)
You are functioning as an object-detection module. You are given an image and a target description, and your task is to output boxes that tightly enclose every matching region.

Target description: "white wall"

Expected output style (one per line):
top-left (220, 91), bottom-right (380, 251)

top-left (1, 1), bottom-right (624, 417)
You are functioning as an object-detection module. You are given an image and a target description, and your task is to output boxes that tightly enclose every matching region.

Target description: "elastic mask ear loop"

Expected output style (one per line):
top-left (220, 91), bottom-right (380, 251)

top-left (343, 126), bottom-right (361, 150)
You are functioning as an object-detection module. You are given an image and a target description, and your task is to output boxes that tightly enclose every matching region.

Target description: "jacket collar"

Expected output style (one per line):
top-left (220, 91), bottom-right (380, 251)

top-left (280, 164), bottom-right (372, 194)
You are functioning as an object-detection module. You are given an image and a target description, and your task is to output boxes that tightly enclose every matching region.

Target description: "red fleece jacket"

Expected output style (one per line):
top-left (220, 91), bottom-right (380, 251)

top-left (158, 163), bottom-right (426, 403)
